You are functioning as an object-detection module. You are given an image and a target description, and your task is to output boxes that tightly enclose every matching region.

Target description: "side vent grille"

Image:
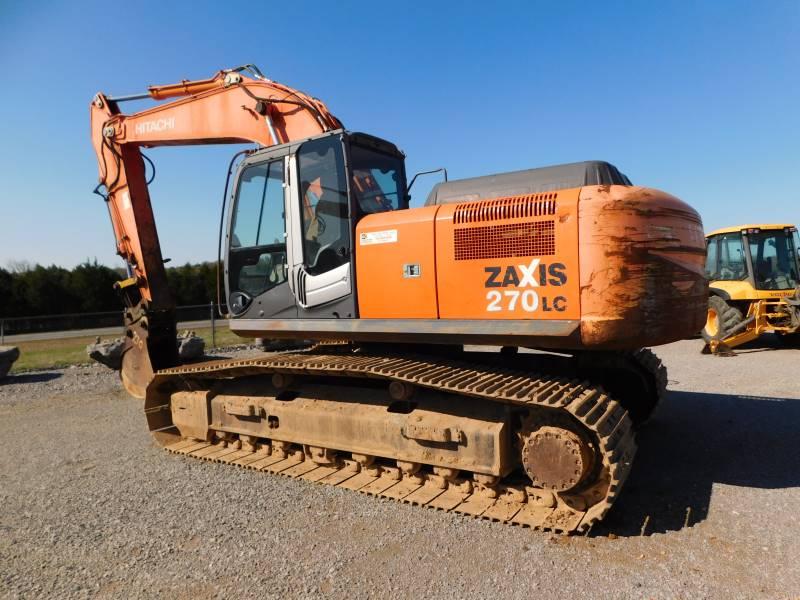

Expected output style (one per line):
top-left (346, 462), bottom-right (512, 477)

top-left (453, 193), bottom-right (557, 225)
top-left (454, 220), bottom-right (555, 261)
top-left (297, 269), bottom-right (308, 306)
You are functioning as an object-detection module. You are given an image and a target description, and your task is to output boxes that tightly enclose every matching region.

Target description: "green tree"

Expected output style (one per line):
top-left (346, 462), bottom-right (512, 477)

top-left (165, 261), bottom-right (220, 305)
top-left (0, 260), bottom-right (223, 318)
top-left (66, 261), bottom-right (121, 312)
top-left (0, 268), bottom-right (13, 317)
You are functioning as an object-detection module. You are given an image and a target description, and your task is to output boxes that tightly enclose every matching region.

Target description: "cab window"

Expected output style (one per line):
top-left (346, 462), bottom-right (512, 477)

top-left (717, 234), bottom-right (748, 281)
top-left (297, 136), bottom-right (350, 276)
top-left (349, 144), bottom-right (405, 214)
top-left (229, 160), bottom-right (287, 299)
top-left (748, 230), bottom-right (800, 290)
top-left (793, 230), bottom-right (800, 266)
top-left (705, 237), bottom-right (718, 279)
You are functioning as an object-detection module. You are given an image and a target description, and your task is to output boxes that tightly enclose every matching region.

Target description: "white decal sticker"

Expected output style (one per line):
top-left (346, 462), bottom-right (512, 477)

top-left (135, 117), bottom-right (175, 135)
top-left (122, 191), bottom-right (131, 210)
top-left (359, 229), bottom-right (398, 246)
top-left (486, 290), bottom-right (502, 312)
top-left (517, 258), bottom-right (540, 287)
top-left (485, 289), bottom-right (540, 312)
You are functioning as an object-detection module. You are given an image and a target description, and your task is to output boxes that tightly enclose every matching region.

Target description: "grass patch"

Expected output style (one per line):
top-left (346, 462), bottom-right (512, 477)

top-left (10, 326), bottom-right (251, 373)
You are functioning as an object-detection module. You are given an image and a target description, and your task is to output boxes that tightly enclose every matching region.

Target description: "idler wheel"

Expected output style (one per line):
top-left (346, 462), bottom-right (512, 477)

top-left (522, 425), bottom-right (595, 492)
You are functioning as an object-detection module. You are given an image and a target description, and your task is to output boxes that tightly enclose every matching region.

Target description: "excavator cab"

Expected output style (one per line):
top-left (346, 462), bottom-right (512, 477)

top-left (225, 130), bottom-right (407, 320)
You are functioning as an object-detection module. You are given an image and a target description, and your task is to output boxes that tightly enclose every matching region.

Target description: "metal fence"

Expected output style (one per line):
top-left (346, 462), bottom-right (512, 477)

top-left (0, 303), bottom-right (222, 344)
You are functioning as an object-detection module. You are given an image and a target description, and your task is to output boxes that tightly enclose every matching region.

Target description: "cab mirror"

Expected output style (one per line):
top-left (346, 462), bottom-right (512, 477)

top-left (406, 167), bottom-right (448, 199)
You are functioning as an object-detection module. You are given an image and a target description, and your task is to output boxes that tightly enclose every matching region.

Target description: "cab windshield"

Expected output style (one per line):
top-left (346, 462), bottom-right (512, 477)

top-left (748, 229), bottom-right (800, 290)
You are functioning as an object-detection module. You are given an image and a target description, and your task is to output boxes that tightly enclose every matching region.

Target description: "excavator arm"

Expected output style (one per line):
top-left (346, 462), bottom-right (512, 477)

top-left (89, 65), bottom-right (342, 396)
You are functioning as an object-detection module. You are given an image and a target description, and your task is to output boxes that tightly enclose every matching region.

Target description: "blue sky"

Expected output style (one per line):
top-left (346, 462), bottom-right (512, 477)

top-left (1, 0), bottom-right (798, 269)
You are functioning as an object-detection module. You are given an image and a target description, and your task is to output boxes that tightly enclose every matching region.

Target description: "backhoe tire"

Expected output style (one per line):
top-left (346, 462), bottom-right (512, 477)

top-left (701, 296), bottom-right (743, 343)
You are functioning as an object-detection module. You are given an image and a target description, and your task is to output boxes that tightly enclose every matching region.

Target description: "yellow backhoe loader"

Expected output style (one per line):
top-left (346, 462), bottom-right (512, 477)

top-left (702, 224), bottom-right (800, 353)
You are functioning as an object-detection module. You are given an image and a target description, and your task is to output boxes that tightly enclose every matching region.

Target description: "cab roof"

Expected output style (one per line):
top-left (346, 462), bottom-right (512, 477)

top-left (706, 224), bottom-right (796, 237)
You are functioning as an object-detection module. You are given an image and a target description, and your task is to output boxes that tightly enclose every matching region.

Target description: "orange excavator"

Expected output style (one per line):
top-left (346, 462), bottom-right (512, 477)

top-left (90, 65), bottom-right (707, 533)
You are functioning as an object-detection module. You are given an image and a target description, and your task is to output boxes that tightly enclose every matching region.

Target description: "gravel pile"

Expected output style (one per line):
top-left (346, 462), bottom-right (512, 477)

top-left (1, 339), bottom-right (798, 599)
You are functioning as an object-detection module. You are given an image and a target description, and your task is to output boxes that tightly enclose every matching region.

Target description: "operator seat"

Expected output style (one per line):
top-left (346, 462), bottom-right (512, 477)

top-left (308, 190), bottom-right (348, 274)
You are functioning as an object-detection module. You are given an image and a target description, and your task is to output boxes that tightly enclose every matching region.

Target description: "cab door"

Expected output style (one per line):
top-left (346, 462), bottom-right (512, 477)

top-left (226, 156), bottom-right (296, 319)
top-left (287, 135), bottom-right (353, 310)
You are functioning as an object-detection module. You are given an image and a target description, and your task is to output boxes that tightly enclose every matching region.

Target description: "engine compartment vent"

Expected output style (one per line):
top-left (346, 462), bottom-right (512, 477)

top-left (454, 220), bottom-right (555, 261)
top-left (453, 193), bottom-right (557, 225)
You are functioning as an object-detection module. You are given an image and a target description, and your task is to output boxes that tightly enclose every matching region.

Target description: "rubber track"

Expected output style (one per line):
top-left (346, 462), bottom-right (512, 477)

top-left (630, 348), bottom-right (668, 420)
top-left (154, 352), bottom-right (637, 534)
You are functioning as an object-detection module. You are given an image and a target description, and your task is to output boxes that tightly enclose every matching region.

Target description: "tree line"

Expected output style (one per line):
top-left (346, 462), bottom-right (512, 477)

top-left (0, 260), bottom-right (219, 318)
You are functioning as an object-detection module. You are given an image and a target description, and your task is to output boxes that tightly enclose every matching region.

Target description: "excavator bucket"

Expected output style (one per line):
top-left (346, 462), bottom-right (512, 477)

top-left (119, 324), bottom-right (155, 399)
top-left (118, 312), bottom-right (179, 398)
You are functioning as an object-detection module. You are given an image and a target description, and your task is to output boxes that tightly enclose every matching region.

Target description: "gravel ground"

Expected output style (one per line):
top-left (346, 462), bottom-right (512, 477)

top-left (1, 338), bottom-right (798, 599)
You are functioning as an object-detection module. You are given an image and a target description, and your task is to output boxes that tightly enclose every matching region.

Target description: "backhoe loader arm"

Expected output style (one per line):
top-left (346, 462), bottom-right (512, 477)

top-left (89, 65), bottom-right (342, 396)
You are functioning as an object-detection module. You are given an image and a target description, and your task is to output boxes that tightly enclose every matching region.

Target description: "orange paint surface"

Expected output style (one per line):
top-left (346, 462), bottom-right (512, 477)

top-left (355, 184), bottom-right (706, 350)
top-left (577, 185), bottom-right (707, 348)
top-left (355, 206), bottom-right (440, 318)
top-left (435, 189), bottom-right (581, 320)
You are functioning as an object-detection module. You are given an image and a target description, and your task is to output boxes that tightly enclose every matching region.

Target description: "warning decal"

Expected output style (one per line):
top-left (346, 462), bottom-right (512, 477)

top-left (359, 229), bottom-right (398, 246)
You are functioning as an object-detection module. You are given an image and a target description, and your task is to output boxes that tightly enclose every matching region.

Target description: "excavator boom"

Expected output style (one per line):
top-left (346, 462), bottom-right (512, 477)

top-left (90, 65), bottom-right (342, 392)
